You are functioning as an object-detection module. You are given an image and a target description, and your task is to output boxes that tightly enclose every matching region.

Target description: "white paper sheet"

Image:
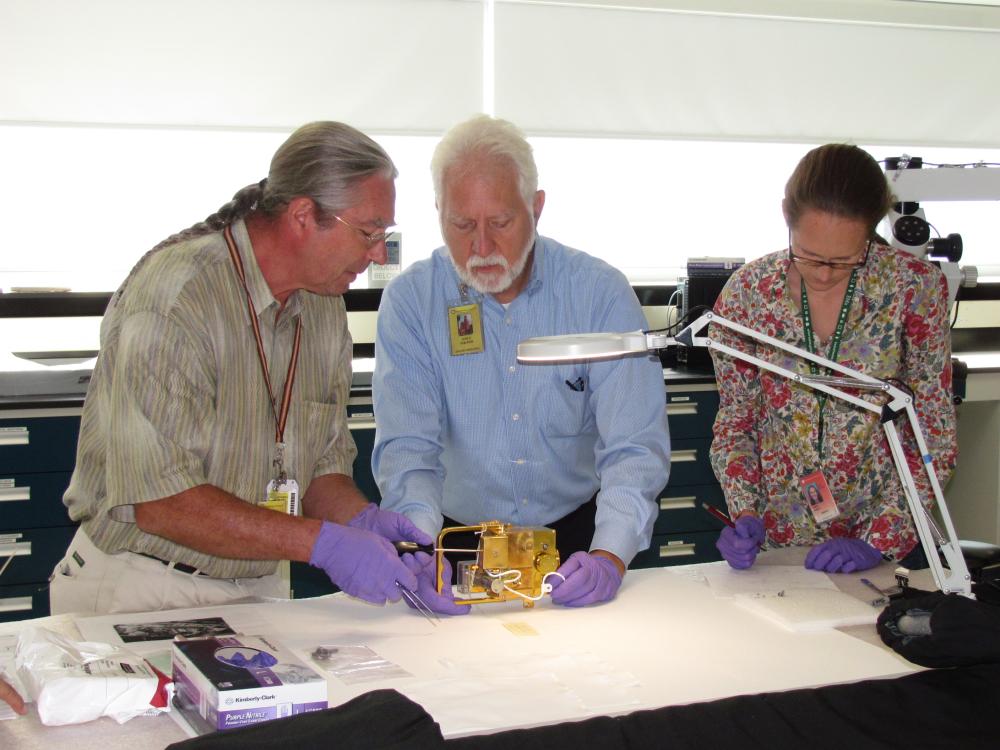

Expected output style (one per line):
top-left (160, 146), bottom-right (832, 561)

top-left (703, 565), bottom-right (839, 598)
top-left (733, 587), bottom-right (879, 632)
top-left (438, 651), bottom-right (642, 712)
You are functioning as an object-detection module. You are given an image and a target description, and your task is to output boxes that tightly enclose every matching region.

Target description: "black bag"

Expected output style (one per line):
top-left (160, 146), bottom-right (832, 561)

top-left (877, 591), bottom-right (1000, 668)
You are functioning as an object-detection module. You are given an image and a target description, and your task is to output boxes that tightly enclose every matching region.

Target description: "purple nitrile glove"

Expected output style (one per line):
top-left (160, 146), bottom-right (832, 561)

top-left (216, 650), bottom-right (278, 669)
top-left (399, 551), bottom-right (470, 616)
top-left (716, 515), bottom-right (766, 570)
top-left (308, 521), bottom-right (418, 605)
top-left (549, 551), bottom-right (623, 607)
top-left (805, 538), bottom-right (883, 574)
top-left (348, 503), bottom-right (434, 547)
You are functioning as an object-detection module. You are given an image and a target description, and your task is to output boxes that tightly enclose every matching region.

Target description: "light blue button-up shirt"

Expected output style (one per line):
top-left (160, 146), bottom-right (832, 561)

top-left (372, 236), bottom-right (670, 564)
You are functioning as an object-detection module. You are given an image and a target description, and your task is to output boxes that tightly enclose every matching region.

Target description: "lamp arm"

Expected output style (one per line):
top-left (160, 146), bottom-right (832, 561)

top-left (670, 312), bottom-right (972, 597)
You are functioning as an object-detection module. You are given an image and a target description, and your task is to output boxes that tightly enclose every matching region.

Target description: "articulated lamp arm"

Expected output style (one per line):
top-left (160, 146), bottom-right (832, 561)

top-left (517, 312), bottom-right (972, 597)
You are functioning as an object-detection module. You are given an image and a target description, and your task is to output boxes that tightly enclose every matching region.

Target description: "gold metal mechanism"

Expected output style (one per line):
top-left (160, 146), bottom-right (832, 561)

top-left (435, 521), bottom-right (560, 608)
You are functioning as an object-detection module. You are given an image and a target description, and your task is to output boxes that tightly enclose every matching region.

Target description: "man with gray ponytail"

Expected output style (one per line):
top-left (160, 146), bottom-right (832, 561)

top-left (52, 121), bottom-right (430, 615)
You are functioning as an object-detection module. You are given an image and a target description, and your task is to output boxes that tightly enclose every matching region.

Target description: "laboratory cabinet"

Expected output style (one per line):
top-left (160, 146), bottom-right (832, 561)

top-left (630, 381), bottom-right (728, 569)
top-left (0, 408), bottom-right (81, 623)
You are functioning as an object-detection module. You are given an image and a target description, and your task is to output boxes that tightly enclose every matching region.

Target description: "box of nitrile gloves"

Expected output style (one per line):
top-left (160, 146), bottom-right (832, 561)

top-left (171, 634), bottom-right (327, 733)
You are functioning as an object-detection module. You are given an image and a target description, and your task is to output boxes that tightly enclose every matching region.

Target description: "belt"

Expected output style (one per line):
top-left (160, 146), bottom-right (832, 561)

top-left (136, 552), bottom-right (205, 576)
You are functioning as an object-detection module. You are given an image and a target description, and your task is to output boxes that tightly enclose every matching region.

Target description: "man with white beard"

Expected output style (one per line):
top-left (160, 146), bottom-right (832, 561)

top-left (371, 116), bottom-right (670, 614)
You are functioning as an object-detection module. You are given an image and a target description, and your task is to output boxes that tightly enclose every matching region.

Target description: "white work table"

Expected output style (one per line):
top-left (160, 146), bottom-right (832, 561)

top-left (0, 548), bottom-right (928, 749)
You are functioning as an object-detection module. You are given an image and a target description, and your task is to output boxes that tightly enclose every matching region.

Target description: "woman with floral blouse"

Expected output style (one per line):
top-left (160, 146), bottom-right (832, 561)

top-left (710, 144), bottom-right (958, 574)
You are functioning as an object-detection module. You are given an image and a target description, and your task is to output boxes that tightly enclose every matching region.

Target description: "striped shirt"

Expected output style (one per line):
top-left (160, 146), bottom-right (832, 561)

top-left (64, 219), bottom-right (357, 578)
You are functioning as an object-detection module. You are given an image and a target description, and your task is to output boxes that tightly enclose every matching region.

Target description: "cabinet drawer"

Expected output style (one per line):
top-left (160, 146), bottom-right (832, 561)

top-left (0, 526), bottom-right (76, 585)
top-left (0, 472), bottom-right (74, 530)
top-left (0, 416), bottom-right (81, 473)
top-left (630, 530), bottom-right (722, 569)
top-left (666, 437), bottom-right (715, 487)
top-left (654, 484), bottom-right (728, 534)
top-left (0, 582), bottom-right (50, 623)
top-left (664, 389), bottom-right (718, 439)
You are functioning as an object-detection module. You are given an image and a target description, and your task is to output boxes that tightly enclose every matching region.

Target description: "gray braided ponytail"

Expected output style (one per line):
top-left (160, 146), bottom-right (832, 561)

top-left (116, 122), bottom-right (396, 301)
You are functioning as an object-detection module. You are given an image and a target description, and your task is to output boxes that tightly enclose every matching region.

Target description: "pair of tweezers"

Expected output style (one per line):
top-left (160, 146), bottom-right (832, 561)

top-left (396, 582), bottom-right (440, 625)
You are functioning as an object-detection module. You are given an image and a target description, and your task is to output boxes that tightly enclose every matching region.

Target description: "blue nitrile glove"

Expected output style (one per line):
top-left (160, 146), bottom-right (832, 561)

top-left (549, 551), bottom-right (623, 607)
top-left (348, 503), bottom-right (434, 547)
top-left (716, 515), bottom-right (766, 570)
top-left (399, 551), bottom-right (469, 616)
top-left (308, 521), bottom-right (418, 605)
top-left (805, 537), bottom-right (883, 574)
top-left (216, 650), bottom-right (278, 669)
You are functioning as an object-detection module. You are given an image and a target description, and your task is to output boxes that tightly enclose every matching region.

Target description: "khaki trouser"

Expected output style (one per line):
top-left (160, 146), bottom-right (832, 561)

top-left (49, 527), bottom-right (287, 616)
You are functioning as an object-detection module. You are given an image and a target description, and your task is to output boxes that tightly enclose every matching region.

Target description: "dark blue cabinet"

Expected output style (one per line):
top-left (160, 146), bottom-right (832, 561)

top-left (0, 410), bottom-right (81, 622)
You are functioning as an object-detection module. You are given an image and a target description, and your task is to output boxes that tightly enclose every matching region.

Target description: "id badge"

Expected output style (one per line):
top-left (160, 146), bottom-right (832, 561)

top-left (262, 477), bottom-right (299, 515)
top-left (447, 302), bottom-right (484, 356)
top-left (800, 471), bottom-right (839, 524)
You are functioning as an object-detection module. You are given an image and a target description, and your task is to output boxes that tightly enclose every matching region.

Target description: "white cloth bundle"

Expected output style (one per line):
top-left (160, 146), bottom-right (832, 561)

top-left (15, 626), bottom-right (173, 725)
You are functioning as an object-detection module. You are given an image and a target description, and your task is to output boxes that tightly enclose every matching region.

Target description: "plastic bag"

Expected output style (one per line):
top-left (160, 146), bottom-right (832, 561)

top-left (15, 626), bottom-right (173, 726)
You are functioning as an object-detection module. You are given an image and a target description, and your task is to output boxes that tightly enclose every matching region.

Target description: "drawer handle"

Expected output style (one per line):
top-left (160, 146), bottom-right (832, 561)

top-left (670, 449), bottom-right (698, 463)
top-left (659, 542), bottom-right (696, 558)
top-left (666, 403), bottom-right (698, 416)
top-left (0, 542), bottom-right (31, 558)
top-left (0, 596), bottom-right (33, 614)
top-left (348, 416), bottom-right (376, 431)
top-left (0, 485), bottom-right (30, 502)
top-left (0, 427), bottom-right (29, 447)
top-left (660, 496), bottom-right (696, 511)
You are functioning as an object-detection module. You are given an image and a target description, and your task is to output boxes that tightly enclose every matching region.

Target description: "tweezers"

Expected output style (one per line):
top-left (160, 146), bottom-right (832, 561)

top-left (396, 582), bottom-right (440, 625)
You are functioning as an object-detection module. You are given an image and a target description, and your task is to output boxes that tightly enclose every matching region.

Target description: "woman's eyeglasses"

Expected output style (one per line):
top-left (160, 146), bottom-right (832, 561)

top-left (788, 232), bottom-right (872, 270)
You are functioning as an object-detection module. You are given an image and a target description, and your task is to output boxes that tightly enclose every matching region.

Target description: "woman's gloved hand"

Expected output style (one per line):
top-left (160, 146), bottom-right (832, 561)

top-left (347, 503), bottom-right (434, 547)
top-left (805, 537), bottom-right (883, 574)
top-left (716, 515), bottom-right (765, 570)
top-left (309, 521), bottom-right (418, 604)
top-left (549, 551), bottom-right (623, 607)
top-left (399, 551), bottom-right (469, 616)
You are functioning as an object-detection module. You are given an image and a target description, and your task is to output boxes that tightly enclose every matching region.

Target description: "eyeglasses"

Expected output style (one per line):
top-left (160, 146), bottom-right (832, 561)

top-left (333, 215), bottom-right (397, 248)
top-left (788, 232), bottom-right (872, 270)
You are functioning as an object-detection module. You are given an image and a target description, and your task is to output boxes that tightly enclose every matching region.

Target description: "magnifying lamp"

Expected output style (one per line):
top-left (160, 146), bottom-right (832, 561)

top-left (517, 312), bottom-right (973, 598)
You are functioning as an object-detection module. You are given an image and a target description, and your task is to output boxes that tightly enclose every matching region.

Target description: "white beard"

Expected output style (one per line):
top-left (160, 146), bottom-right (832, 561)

top-left (449, 236), bottom-right (534, 295)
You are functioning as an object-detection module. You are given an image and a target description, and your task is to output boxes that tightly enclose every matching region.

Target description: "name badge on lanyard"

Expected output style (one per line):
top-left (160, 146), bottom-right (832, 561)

top-left (448, 284), bottom-right (484, 356)
top-left (263, 477), bottom-right (300, 515)
top-left (224, 224), bottom-right (302, 515)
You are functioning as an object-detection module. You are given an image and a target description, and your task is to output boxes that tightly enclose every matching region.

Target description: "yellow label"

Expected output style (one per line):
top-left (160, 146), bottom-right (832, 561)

top-left (448, 303), bottom-right (484, 356)
top-left (503, 622), bottom-right (539, 637)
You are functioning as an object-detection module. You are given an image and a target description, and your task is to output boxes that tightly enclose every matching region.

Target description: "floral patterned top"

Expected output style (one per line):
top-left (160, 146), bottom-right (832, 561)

top-left (709, 244), bottom-right (958, 561)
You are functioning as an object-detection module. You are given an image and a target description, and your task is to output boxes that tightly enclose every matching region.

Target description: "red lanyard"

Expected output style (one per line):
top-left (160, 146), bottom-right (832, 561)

top-left (223, 225), bottom-right (302, 467)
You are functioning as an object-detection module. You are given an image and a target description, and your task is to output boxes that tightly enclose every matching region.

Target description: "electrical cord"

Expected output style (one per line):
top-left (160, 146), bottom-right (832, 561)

top-left (486, 569), bottom-right (567, 602)
top-left (644, 304), bottom-right (714, 337)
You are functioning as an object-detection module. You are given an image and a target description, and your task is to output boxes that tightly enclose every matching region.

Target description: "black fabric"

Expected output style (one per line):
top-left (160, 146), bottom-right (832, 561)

top-left (165, 689), bottom-right (446, 750)
top-left (877, 591), bottom-right (1000, 668)
top-left (447, 663), bottom-right (1000, 750)
top-left (165, 666), bottom-right (1000, 750)
top-left (440, 494), bottom-right (597, 582)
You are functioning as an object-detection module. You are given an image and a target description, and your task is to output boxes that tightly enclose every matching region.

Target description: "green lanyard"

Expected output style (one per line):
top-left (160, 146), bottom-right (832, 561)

top-left (800, 269), bottom-right (858, 457)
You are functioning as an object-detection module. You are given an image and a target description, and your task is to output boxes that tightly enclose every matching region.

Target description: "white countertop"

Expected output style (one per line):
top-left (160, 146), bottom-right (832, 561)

top-left (0, 548), bottom-right (930, 748)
